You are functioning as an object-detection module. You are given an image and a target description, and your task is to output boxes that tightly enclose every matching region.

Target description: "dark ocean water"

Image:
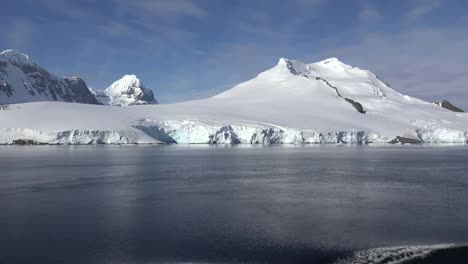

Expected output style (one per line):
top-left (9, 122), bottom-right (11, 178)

top-left (0, 145), bottom-right (467, 264)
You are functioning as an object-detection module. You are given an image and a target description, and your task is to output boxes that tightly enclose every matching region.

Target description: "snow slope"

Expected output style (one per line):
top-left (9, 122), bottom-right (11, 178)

top-left (1, 57), bottom-right (467, 144)
top-left (91, 75), bottom-right (158, 106)
top-left (0, 50), bottom-right (99, 105)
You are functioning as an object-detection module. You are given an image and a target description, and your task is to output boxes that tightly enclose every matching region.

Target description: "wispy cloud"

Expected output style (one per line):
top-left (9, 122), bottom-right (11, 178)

top-left (295, 0), bottom-right (325, 7)
top-left (207, 43), bottom-right (259, 65)
top-left (228, 1), bottom-right (327, 42)
top-left (99, 0), bottom-right (204, 51)
top-left (113, 0), bottom-right (206, 20)
top-left (359, 4), bottom-right (382, 24)
top-left (408, 0), bottom-right (441, 21)
top-left (33, 0), bottom-right (99, 21)
top-left (5, 18), bottom-right (33, 50)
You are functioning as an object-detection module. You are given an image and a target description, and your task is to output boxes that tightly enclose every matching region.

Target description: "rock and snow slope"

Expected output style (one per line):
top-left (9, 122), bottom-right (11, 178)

top-left (0, 50), bottom-right (99, 105)
top-left (435, 100), bottom-right (464, 113)
top-left (91, 75), bottom-right (158, 106)
top-left (1, 57), bottom-right (467, 144)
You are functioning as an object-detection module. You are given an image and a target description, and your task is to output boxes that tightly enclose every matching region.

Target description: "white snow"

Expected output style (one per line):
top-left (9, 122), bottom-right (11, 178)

top-left (1, 57), bottom-right (467, 144)
top-left (94, 74), bottom-right (158, 106)
top-left (0, 49), bottom-right (31, 65)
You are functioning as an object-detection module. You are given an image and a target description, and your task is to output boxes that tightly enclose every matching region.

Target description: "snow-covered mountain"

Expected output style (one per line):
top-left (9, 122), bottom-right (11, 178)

top-left (0, 49), bottom-right (99, 105)
top-left (1, 57), bottom-right (467, 145)
top-left (91, 75), bottom-right (158, 106)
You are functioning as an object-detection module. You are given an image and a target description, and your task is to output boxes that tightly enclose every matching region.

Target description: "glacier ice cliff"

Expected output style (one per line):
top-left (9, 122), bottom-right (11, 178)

top-left (128, 120), bottom-right (388, 145)
top-left (0, 128), bottom-right (136, 145)
top-left (1, 120), bottom-right (466, 145)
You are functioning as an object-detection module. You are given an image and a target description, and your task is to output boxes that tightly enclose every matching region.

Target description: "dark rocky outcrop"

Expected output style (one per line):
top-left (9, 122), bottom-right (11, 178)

top-left (284, 59), bottom-right (301, 75)
top-left (435, 100), bottom-right (464, 113)
top-left (316, 77), bottom-right (366, 114)
top-left (133, 88), bottom-right (157, 105)
top-left (63, 77), bottom-right (100, 104)
top-left (0, 61), bottom-right (7, 75)
top-left (0, 82), bottom-right (13, 97)
top-left (388, 136), bottom-right (423, 144)
top-left (316, 77), bottom-right (342, 96)
top-left (12, 139), bottom-right (46, 145)
top-left (344, 98), bottom-right (366, 114)
top-left (209, 125), bottom-right (241, 144)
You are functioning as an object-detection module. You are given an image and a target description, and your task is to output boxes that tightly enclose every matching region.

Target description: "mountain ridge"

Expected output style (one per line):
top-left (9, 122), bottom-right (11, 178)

top-left (0, 49), bottom-right (157, 106)
top-left (0, 49), bottom-right (99, 105)
top-left (0, 50), bottom-right (467, 145)
top-left (91, 74), bottom-right (158, 106)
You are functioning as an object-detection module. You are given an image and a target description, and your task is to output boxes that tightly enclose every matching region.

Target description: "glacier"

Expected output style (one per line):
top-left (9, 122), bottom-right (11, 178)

top-left (0, 121), bottom-right (387, 145)
top-left (130, 120), bottom-right (386, 145)
top-left (0, 128), bottom-right (139, 145)
top-left (1, 119), bottom-right (465, 145)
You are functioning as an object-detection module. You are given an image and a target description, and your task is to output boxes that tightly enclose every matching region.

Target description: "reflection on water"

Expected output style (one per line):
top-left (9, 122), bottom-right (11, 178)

top-left (0, 145), bottom-right (468, 264)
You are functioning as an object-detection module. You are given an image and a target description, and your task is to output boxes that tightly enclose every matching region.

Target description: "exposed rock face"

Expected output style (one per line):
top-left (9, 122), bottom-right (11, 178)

top-left (316, 77), bottom-right (366, 114)
top-left (0, 49), bottom-right (99, 105)
top-left (209, 126), bottom-right (241, 144)
top-left (63, 77), bottom-right (100, 105)
top-left (344, 98), bottom-right (366, 114)
top-left (89, 89), bottom-right (109, 105)
top-left (435, 100), bottom-right (464, 113)
top-left (12, 139), bottom-right (46, 145)
top-left (388, 136), bottom-right (423, 144)
top-left (0, 105), bottom-right (10, 110)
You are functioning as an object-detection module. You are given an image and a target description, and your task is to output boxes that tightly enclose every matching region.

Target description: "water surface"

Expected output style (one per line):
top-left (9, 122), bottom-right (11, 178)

top-left (1, 145), bottom-right (467, 264)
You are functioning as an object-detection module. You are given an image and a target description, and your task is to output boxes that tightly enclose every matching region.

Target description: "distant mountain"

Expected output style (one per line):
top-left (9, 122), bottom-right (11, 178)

top-left (91, 75), bottom-right (158, 106)
top-left (0, 56), bottom-right (467, 145)
top-left (0, 49), bottom-right (99, 105)
top-left (435, 100), bottom-right (464, 113)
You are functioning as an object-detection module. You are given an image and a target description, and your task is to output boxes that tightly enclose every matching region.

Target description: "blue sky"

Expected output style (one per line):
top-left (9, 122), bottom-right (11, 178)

top-left (2, 0), bottom-right (468, 108)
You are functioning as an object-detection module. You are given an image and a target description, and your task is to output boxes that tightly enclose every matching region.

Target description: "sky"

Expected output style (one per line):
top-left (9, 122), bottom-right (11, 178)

top-left (1, 0), bottom-right (468, 108)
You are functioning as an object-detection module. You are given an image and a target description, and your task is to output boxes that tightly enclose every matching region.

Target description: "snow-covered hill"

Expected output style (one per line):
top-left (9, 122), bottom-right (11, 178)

top-left (0, 50), bottom-right (99, 105)
top-left (91, 75), bottom-right (158, 106)
top-left (1, 57), bottom-right (467, 145)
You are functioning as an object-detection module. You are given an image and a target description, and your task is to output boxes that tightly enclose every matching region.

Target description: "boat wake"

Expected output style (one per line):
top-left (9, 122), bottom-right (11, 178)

top-left (336, 244), bottom-right (468, 264)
